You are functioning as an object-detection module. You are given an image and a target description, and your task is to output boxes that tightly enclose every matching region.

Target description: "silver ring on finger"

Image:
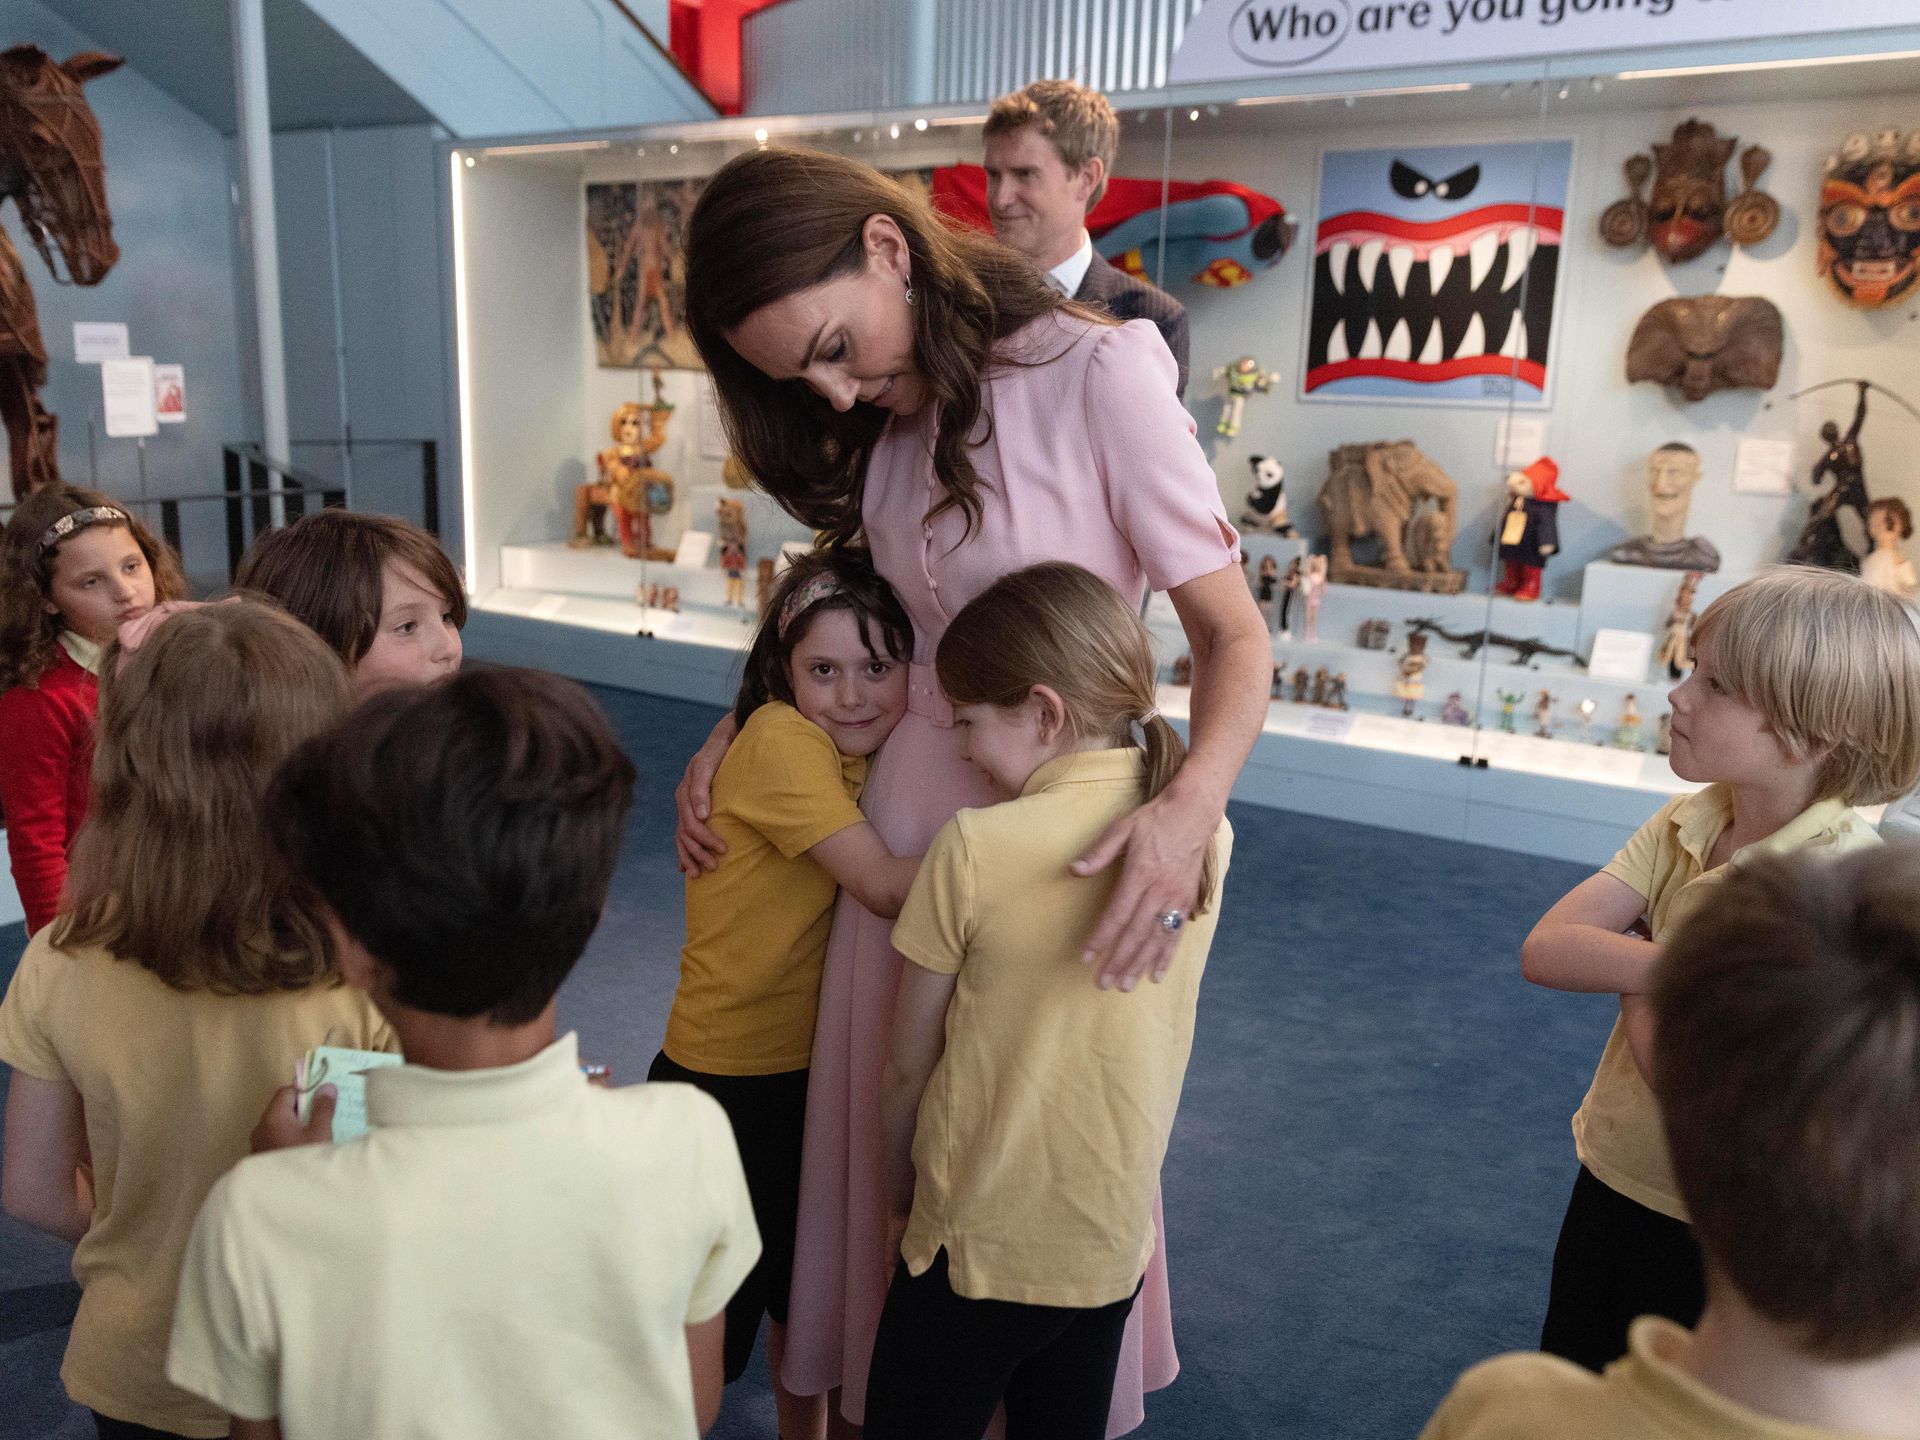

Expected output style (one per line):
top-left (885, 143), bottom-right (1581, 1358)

top-left (1156, 907), bottom-right (1185, 934)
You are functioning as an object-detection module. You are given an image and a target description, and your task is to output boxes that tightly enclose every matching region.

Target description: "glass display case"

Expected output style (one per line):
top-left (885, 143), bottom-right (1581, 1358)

top-left (444, 31), bottom-right (1920, 861)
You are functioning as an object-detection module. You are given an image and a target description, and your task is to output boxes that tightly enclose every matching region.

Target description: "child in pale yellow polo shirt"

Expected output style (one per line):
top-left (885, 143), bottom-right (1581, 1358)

top-left (0, 602), bottom-right (392, 1440)
top-left (1428, 847), bottom-right (1920, 1440)
top-left (167, 668), bottom-right (760, 1440)
top-left (654, 547), bottom-right (921, 1436)
top-left (866, 561), bottom-right (1231, 1440)
top-left (1521, 568), bottom-right (1920, 1373)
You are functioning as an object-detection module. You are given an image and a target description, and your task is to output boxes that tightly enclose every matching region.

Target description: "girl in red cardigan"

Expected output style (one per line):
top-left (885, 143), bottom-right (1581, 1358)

top-left (0, 488), bottom-right (186, 933)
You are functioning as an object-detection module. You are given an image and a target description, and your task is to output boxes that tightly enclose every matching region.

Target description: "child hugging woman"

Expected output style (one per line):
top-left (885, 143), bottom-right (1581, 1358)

top-left (654, 547), bottom-right (922, 1439)
top-left (867, 562), bottom-right (1232, 1439)
top-left (0, 486), bottom-right (185, 934)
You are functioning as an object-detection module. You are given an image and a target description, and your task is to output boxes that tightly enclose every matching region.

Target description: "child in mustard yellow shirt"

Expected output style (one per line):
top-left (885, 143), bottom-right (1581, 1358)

top-left (1429, 847), bottom-right (1920, 1440)
top-left (1521, 568), bottom-right (1920, 1372)
top-left (654, 547), bottom-right (921, 1436)
top-left (867, 562), bottom-right (1231, 1440)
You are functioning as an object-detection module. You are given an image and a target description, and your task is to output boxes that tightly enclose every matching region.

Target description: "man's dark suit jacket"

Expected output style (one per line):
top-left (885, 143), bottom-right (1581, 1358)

top-left (1073, 254), bottom-right (1190, 399)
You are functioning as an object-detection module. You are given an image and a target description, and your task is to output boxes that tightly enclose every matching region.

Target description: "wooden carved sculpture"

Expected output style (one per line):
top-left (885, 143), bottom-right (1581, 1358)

top-left (0, 46), bottom-right (123, 499)
top-left (1600, 119), bottom-right (1779, 263)
top-left (1316, 440), bottom-right (1467, 594)
top-left (1626, 296), bottom-right (1783, 402)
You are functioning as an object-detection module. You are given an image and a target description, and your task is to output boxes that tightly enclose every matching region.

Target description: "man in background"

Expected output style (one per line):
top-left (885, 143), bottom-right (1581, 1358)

top-left (984, 79), bottom-right (1190, 397)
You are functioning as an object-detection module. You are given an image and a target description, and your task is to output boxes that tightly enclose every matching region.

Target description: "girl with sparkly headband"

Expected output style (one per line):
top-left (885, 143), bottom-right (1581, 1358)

top-left (868, 561), bottom-right (1230, 1440)
top-left (0, 486), bottom-right (184, 933)
top-left (653, 545), bottom-right (920, 1437)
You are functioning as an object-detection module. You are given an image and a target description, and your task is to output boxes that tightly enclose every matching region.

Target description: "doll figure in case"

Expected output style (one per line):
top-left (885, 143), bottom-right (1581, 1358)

top-left (1612, 694), bottom-right (1645, 751)
top-left (1862, 497), bottom-right (1918, 598)
top-left (1658, 570), bottom-right (1704, 680)
top-left (1278, 557), bottom-right (1302, 639)
top-left (1497, 689), bottom-right (1525, 734)
top-left (1214, 356), bottom-right (1282, 439)
top-left (716, 497), bottom-right (749, 607)
top-left (1532, 688), bottom-right (1555, 739)
top-left (1241, 455), bottom-right (1297, 536)
top-left (1393, 633), bottom-right (1429, 718)
top-left (1254, 554), bottom-right (1280, 630)
top-left (1440, 692), bottom-right (1470, 727)
top-left (1291, 665), bottom-right (1311, 704)
top-left (579, 376), bottom-right (677, 561)
top-left (1327, 672), bottom-right (1349, 711)
top-left (1493, 458), bottom-right (1569, 603)
top-left (1301, 554), bottom-right (1328, 642)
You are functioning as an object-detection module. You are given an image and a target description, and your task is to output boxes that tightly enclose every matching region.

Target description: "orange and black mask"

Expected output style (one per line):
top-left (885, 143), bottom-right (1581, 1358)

top-left (1820, 134), bottom-right (1920, 309)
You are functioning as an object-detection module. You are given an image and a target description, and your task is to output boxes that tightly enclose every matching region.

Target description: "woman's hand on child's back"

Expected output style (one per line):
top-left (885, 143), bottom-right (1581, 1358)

top-left (250, 1084), bottom-right (336, 1153)
top-left (1073, 786), bottom-right (1218, 992)
top-left (675, 716), bottom-right (739, 875)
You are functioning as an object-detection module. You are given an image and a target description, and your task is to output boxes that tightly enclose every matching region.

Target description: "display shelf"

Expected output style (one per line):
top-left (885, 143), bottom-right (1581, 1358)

top-left (503, 540), bottom-right (769, 613)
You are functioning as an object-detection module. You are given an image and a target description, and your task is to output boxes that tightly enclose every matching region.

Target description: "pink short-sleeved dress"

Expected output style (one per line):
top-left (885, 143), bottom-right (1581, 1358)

top-left (781, 313), bottom-right (1240, 1432)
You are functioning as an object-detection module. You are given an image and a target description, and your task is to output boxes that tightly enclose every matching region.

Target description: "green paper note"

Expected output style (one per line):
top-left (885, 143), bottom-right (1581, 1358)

top-left (296, 1046), bottom-right (405, 1142)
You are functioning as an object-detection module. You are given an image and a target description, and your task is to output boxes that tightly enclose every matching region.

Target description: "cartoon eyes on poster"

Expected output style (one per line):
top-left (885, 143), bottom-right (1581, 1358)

top-left (1305, 140), bottom-right (1568, 407)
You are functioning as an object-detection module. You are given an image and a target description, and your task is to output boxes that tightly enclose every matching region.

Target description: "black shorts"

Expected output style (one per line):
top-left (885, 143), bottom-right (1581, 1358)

top-left (648, 1050), bottom-right (809, 1383)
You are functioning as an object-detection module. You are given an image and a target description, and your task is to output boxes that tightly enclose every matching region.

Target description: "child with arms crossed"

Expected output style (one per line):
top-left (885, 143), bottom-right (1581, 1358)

top-left (167, 669), bottom-right (760, 1440)
top-left (867, 562), bottom-right (1231, 1440)
top-left (0, 486), bottom-right (184, 934)
top-left (0, 602), bottom-right (389, 1440)
top-left (655, 548), bottom-right (920, 1439)
top-left (234, 508), bottom-right (463, 697)
top-left (1522, 568), bottom-right (1920, 1371)
top-left (1428, 847), bottom-right (1920, 1439)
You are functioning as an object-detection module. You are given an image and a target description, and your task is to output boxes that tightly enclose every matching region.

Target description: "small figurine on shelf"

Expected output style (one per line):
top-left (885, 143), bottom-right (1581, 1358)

top-left (1787, 380), bottom-right (1873, 573)
top-left (1240, 455), bottom-right (1297, 536)
top-left (1658, 571), bottom-right (1704, 680)
top-left (1356, 618), bottom-right (1390, 650)
top-left (1213, 355), bottom-right (1282, 439)
top-left (583, 375), bottom-right (678, 561)
top-left (1255, 555), bottom-right (1280, 629)
top-left (636, 583), bottom-right (681, 613)
top-left (1172, 653), bottom-right (1194, 686)
top-left (1612, 694), bottom-right (1645, 751)
top-left (1310, 667), bottom-right (1330, 707)
top-left (1327, 673), bottom-right (1349, 711)
top-left (1532, 689), bottom-right (1555, 740)
top-left (1493, 457), bottom-right (1570, 603)
top-left (716, 497), bottom-right (748, 607)
top-left (1302, 554), bottom-right (1328, 642)
top-left (1291, 666), bottom-right (1310, 704)
top-left (1440, 692), bottom-right (1471, 727)
top-left (1862, 497), bottom-right (1918, 598)
top-left (1278, 557), bottom-right (1301, 640)
top-left (1497, 689), bottom-right (1525, 734)
top-left (1576, 697), bottom-right (1598, 744)
top-left (1270, 664), bottom-right (1286, 700)
top-left (1393, 633), bottom-right (1429, 718)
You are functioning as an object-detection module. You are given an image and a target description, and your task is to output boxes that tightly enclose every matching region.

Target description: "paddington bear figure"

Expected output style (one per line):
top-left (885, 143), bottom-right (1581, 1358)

top-left (1494, 456), bottom-right (1569, 602)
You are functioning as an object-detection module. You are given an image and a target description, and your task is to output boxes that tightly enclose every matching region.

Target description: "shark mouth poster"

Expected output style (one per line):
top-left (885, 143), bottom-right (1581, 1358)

top-left (1304, 140), bottom-right (1571, 407)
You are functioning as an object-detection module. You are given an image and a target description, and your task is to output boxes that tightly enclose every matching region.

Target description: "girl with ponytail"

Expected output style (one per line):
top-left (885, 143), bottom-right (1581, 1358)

top-left (865, 562), bottom-right (1230, 1439)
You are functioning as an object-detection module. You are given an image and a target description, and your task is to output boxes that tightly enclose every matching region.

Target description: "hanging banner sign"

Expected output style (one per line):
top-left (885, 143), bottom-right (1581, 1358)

top-left (1169, 0), bottom-right (1915, 85)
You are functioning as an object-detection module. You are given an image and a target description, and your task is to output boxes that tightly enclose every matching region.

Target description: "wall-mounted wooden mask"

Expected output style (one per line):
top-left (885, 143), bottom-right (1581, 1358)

top-left (1625, 296), bottom-right (1783, 403)
top-left (1819, 130), bottom-right (1920, 308)
top-left (1601, 119), bottom-right (1779, 263)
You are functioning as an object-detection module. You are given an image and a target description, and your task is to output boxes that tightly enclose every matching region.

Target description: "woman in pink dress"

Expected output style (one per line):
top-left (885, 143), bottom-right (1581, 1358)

top-left (678, 148), bottom-right (1270, 1437)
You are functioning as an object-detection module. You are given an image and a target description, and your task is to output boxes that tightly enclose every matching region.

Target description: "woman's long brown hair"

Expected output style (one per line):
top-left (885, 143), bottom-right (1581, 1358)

top-left (935, 561), bottom-right (1218, 915)
top-left (0, 485), bottom-right (188, 691)
top-left (686, 146), bottom-right (1108, 546)
top-left (54, 600), bottom-right (353, 992)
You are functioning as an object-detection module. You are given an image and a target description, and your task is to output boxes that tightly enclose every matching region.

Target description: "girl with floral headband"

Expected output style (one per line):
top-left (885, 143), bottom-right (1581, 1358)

top-left (652, 545), bottom-right (921, 1437)
top-left (0, 486), bottom-right (184, 933)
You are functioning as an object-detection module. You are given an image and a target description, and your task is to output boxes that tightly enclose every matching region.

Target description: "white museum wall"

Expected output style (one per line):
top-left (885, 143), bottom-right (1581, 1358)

top-left (457, 156), bottom-right (590, 595)
top-left (1117, 82), bottom-right (1920, 600)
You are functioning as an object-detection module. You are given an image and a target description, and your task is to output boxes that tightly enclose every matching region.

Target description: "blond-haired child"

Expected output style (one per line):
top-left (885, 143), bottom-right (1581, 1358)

top-left (1521, 567), bottom-right (1920, 1371)
top-left (1429, 846), bottom-right (1920, 1438)
top-left (865, 562), bottom-right (1229, 1438)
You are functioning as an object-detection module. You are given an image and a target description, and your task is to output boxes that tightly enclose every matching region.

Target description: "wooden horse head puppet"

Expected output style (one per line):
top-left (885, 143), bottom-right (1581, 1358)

top-left (0, 45), bottom-right (122, 499)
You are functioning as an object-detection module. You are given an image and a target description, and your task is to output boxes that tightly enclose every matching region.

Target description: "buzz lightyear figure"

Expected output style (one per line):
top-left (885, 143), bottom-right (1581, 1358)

top-left (1214, 355), bottom-right (1282, 439)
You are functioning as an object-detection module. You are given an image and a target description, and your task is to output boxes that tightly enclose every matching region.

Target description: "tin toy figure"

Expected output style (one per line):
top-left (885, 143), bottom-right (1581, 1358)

top-left (1497, 689), bottom-right (1526, 734)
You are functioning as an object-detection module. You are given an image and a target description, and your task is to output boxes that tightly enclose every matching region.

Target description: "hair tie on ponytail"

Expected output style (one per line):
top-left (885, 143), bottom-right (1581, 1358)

top-left (1138, 707), bottom-right (1160, 726)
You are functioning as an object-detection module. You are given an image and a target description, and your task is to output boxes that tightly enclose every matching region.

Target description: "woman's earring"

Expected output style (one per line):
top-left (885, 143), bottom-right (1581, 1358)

top-left (904, 276), bottom-right (916, 307)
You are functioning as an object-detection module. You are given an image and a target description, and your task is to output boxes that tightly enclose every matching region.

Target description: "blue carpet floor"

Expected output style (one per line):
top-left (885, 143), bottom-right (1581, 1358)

top-left (0, 684), bottom-right (1610, 1439)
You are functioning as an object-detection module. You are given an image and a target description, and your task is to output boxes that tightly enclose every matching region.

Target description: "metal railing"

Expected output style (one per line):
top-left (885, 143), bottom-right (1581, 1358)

top-left (286, 436), bottom-right (441, 539)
